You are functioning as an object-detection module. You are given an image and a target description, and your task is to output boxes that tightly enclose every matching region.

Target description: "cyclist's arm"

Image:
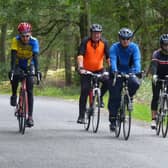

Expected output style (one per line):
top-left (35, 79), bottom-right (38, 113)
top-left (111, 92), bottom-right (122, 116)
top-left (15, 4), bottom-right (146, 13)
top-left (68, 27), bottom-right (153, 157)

top-left (77, 55), bottom-right (83, 69)
top-left (109, 44), bottom-right (118, 72)
top-left (33, 52), bottom-right (39, 72)
top-left (11, 50), bottom-right (17, 70)
top-left (132, 44), bottom-right (141, 74)
top-left (77, 37), bottom-right (89, 70)
top-left (151, 51), bottom-right (159, 75)
top-left (104, 39), bottom-right (110, 66)
top-left (32, 38), bottom-right (40, 73)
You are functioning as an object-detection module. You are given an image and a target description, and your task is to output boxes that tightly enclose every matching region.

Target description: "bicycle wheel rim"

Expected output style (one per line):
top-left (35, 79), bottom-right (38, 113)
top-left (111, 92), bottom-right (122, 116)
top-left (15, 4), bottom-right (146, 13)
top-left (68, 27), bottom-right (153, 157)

top-left (123, 96), bottom-right (131, 140)
top-left (92, 93), bottom-right (100, 133)
top-left (84, 95), bottom-right (91, 131)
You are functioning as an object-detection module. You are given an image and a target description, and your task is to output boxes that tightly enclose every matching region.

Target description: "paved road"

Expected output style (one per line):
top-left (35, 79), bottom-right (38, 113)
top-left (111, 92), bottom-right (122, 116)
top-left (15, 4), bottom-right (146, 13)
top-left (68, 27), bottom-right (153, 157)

top-left (0, 94), bottom-right (168, 168)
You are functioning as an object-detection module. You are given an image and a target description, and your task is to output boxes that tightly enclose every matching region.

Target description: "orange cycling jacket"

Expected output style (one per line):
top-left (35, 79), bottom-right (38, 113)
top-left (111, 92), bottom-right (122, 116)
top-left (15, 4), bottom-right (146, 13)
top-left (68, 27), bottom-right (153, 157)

top-left (78, 37), bottom-right (109, 72)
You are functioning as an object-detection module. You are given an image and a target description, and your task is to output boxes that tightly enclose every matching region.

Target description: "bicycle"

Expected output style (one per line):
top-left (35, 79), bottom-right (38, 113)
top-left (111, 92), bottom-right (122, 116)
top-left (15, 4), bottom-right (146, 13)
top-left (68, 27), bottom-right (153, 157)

top-left (155, 76), bottom-right (168, 138)
top-left (112, 73), bottom-right (138, 140)
top-left (83, 70), bottom-right (109, 133)
top-left (11, 70), bottom-right (40, 134)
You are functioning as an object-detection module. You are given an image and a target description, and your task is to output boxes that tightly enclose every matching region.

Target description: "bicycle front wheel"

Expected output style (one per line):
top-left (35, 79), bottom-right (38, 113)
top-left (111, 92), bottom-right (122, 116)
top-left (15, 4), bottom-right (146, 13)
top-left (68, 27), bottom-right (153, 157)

top-left (92, 91), bottom-right (100, 133)
top-left (115, 109), bottom-right (122, 138)
top-left (19, 92), bottom-right (28, 135)
top-left (123, 95), bottom-right (131, 140)
top-left (161, 99), bottom-right (168, 137)
top-left (84, 94), bottom-right (91, 131)
top-left (156, 104), bottom-right (161, 136)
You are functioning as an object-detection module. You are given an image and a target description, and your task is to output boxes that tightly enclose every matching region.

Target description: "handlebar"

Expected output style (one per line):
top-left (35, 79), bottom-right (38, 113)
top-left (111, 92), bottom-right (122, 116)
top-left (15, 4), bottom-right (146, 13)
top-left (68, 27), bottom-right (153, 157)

top-left (112, 71), bottom-right (144, 86)
top-left (10, 70), bottom-right (41, 85)
top-left (82, 70), bottom-right (109, 78)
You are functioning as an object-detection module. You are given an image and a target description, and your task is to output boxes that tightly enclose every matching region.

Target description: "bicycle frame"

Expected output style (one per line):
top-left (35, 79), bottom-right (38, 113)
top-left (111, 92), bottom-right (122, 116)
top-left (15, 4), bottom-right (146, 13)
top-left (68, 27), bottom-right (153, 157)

top-left (84, 70), bottom-right (108, 133)
top-left (18, 78), bottom-right (29, 114)
top-left (114, 73), bottom-right (134, 140)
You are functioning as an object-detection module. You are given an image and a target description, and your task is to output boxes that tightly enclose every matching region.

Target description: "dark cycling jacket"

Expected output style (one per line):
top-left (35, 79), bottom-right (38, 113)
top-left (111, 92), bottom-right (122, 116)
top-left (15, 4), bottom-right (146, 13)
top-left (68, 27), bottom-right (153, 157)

top-left (109, 42), bottom-right (141, 74)
top-left (78, 37), bottom-right (109, 72)
top-left (151, 49), bottom-right (168, 78)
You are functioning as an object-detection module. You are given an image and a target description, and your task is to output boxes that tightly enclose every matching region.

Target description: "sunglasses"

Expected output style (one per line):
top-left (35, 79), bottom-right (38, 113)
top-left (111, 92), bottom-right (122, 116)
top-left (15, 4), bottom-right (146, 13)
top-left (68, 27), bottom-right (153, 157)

top-left (121, 37), bottom-right (130, 40)
top-left (21, 34), bottom-right (30, 38)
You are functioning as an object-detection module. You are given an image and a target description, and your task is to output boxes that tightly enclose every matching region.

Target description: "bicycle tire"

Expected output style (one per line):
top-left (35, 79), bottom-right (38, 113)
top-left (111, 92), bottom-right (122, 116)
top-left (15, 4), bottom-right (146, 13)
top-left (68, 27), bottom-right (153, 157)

top-left (92, 91), bottom-right (100, 133)
top-left (115, 109), bottom-right (122, 138)
top-left (17, 91), bottom-right (23, 133)
top-left (123, 95), bottom-right (131, 140)
top-left (20, 91), bottom-right (28, 134)
top-left (84, 94), bottom-right (91, 131)
top-left (156, 109), bottom-right (161, 136)
top-left (161, 98), bottom-right (168, 137)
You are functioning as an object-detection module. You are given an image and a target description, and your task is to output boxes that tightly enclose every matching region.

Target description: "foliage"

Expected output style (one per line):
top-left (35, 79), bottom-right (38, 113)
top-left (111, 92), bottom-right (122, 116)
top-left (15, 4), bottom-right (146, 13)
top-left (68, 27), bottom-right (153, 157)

top-left (1, 0), bottom-right (168, 86)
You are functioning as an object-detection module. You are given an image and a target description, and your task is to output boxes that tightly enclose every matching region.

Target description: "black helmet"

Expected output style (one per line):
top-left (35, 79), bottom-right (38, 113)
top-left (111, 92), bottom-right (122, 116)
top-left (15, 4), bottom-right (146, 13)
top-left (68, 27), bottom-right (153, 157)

top-left (118, 28), bottom-right (133, 39)
top-left (160, 34), bottom-right (168, 45)
top-left (90, 24), bottom-right (102, 32)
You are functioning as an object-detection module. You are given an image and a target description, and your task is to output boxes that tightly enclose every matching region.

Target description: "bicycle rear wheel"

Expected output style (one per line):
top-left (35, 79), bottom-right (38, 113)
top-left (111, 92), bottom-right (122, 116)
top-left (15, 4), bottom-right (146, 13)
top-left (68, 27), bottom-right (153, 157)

top-left (84, 94), bottom-right (91, 131)
top-left (123, 95), bottom-right (131, 140)
top-left (92, 91), bottom-right (100, 133)
top-left (161, 98), bottom-right (168, 137)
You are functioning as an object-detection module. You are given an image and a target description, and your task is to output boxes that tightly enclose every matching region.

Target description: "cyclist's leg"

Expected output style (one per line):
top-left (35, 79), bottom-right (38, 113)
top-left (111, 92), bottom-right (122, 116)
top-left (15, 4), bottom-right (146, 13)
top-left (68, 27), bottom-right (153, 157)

top-left (100, 78), bottom-right (109, 107)
top-left (108, 78), bottom-right (122, 130)
top-left (10, 77), bottom-right (19, 106)
top-left (78, 74), bottom-right (91, 123)
top-left (151, 82), bottom-right (161, 129)
top-left (26, 76), bottom-right (34, 126)
top-left (128, 76), bottom-right (140, 98)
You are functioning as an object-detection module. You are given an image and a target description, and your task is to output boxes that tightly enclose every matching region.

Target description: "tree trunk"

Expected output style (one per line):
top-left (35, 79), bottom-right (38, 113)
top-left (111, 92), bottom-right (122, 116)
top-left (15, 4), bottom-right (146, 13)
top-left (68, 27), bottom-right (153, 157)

top-left (79, 0), bottom-right (91, 39)
top-left (0, 24), bottom-right (7, 63)
top-left (64, 26), bottom-right (72, 86)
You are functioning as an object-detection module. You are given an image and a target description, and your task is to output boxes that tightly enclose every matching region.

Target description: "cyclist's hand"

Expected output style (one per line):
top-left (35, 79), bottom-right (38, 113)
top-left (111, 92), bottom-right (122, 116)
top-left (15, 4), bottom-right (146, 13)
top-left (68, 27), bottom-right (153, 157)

top-left (152, 74), bottom-right (158, 84)
top-left (78, 67), bottom-right (86, 74)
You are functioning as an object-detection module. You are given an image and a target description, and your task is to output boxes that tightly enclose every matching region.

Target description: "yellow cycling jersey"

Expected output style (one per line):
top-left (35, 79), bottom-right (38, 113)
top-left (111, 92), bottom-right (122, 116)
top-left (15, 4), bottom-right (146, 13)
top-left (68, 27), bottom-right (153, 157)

top-left (11, 36), bottom-right (39, 69)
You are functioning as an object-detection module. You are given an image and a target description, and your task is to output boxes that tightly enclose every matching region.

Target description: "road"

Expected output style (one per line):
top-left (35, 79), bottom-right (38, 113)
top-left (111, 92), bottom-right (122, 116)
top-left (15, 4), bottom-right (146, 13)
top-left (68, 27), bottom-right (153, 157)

top-left (0, 94), bottom-right (168, 168)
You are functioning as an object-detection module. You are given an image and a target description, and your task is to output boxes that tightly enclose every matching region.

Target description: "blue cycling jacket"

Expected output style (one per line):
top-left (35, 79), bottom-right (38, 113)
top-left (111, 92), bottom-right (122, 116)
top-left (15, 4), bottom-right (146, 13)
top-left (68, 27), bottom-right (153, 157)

top-left (109, 42), bottom-right (141, 74)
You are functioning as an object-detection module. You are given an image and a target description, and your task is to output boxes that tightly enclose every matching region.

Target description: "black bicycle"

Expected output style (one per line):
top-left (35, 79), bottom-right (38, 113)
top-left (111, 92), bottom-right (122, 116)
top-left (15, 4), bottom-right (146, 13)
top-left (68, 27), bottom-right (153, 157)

top-left (84, 70), bottom-right (109, 133)
top-left (155, 76), bottom-right (168, 138)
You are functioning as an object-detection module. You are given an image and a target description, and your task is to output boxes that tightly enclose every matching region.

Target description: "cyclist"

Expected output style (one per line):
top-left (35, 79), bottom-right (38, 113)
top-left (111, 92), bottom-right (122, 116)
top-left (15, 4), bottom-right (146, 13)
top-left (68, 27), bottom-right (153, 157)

top-left (9, 22), bottom-right (41, 127)
top-left (77, 23), bottom-right (110, 124)
top-left (108, 27), bottom-right (141, 131)
top-left (150, 34), bottom-right (168, 129)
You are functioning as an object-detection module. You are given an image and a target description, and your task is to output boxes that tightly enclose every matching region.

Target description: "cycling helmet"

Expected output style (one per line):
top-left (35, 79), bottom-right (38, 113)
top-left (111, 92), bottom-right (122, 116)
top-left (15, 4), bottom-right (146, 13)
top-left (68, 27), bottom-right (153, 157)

top-left (118, 27), bottom-right (133, 39)
top-left (160, 34), bottom-right (168, 45)
top-left (17, 22), bottom-right (32, 33)
top-left (90, 24), bottom-right (102, 32)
